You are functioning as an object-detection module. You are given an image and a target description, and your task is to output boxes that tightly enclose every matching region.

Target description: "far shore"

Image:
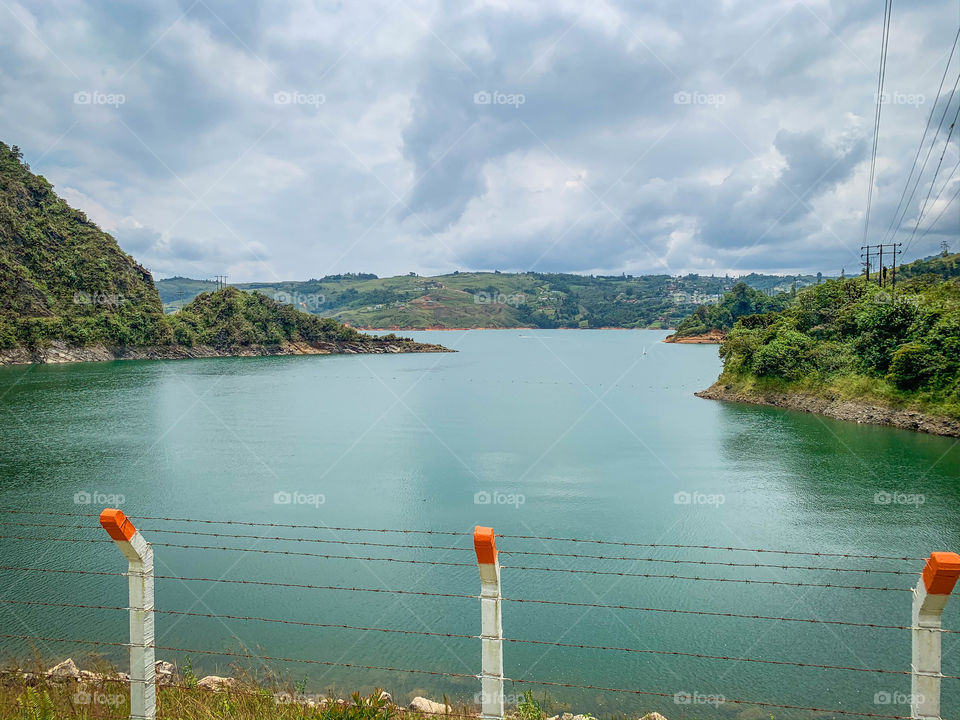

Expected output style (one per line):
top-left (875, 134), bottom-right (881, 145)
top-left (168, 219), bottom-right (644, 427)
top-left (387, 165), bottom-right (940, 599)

top-left (356, 326), bottom-right (671, 332)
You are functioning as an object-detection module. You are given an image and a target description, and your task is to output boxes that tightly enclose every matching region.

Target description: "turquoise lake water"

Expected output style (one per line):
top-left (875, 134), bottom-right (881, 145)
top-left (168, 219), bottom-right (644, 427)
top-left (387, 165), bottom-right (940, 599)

top-left (0, 329), bottom-right (958, 718)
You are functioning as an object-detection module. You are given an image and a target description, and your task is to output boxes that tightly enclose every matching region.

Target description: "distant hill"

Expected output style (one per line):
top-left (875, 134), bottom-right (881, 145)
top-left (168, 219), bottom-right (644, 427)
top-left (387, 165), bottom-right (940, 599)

top-left (157, 271), bottom-right (823, 330)
top-left (667, 282), bottom-right (793, 342)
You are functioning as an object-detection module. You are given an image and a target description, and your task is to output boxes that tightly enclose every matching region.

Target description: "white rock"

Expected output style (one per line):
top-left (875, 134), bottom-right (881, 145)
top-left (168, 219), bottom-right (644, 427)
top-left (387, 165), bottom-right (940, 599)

top-left (379, 691), bottom-right (393, 704)
top-left (155, 661), bottom-right (176, 685)
top-left (409, 696), bottom-right (451, 714)
top-left (640, 714), bottom-right (668, 720)
top-left (197, 675), bottom-right (236, 691)
top-left (46, 659), bottom-right (80, 679)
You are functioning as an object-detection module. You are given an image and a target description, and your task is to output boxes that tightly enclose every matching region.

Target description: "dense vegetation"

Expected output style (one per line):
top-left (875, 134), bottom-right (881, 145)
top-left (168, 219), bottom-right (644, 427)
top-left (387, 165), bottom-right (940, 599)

top-left (713, 256), bottom-right (960, 419)
top-left (672, 282), bottom-right (792, 337)
top-left (168, 287), bottom-right (372, 348)
top-left (158, 271), bottom-right (821, 330)
top-left (0, 142), bottom-right (171, 349)
top-left (0, 142), bottom-right (392, 353)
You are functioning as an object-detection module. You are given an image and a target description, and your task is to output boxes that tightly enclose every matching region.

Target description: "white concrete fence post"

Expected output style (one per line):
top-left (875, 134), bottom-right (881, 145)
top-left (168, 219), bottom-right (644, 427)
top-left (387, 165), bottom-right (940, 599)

top-left (911, 551), bottom-right (960, 720)
top-left (100, 508), bottom-right (156, 720)
top-left (474, 525), bottom-right (504, 720)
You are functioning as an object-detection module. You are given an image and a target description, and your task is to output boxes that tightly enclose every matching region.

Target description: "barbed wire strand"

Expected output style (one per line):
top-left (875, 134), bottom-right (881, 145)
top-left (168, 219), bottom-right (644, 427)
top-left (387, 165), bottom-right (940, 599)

top-left (2, 599), bottom-right (947, 678)
top-left (0, 566), bottom-right (948, 632)
top-left (0, 534), bottom-right (915, 577)
top-left (0, 510), bottom-right (925, 560)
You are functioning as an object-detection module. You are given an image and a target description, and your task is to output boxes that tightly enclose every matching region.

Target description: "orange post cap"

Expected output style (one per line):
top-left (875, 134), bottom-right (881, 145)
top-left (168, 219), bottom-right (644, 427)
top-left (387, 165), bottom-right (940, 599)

top-left (99, 508), bottom-right (136, 542)
top-left (922, 552), bottom-right (960, 595)
top-left (474, 525), bottom-right (497, 565)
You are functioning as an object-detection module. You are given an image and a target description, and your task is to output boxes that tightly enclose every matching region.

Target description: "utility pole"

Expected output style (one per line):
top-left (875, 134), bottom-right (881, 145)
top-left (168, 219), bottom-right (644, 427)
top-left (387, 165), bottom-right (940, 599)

top-left (890, 243), bottom-right (901, 297)
top-left (861, 245), bottom-right (873, 282)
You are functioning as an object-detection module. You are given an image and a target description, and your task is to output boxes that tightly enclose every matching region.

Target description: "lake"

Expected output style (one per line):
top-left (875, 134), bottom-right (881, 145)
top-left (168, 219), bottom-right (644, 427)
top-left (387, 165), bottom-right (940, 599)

top-left (0, 329), bottom-right (958, 718)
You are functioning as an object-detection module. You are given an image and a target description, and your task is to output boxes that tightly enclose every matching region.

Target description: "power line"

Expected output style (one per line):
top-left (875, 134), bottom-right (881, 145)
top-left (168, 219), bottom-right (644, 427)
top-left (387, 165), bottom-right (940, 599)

top-left (915, 183), bottom-right (960, 245)
top-left (863, 0), bottom-right (894, 245)
top-left (888, 72), bottom-right (960, 241)
top-left (905, 102), bottom-right (960, 253)
top-left (881, 28), bottom-right (960, 244)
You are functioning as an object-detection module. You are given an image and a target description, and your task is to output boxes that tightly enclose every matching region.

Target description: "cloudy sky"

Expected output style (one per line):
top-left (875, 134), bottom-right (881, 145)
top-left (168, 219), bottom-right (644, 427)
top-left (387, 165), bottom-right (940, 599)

top-left (1, 0), bottom-right (958, 282)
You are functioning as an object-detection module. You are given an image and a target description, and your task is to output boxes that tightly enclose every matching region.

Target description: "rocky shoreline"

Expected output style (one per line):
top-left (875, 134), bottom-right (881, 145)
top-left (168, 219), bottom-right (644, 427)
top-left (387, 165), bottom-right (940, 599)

top-left (6, 658), bottom-right (668, 720)
top-left (663, 329), bottom-right (724, 344)
top-left (0, 338), bottom-right (452, 366)
top-left (696, 381), bottom-right (960, 437)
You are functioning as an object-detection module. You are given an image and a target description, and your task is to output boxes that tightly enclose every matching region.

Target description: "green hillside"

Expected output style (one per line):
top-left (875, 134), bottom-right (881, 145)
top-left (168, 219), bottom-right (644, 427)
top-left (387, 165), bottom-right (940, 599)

top-left (0, 142), bottom-right (419, 357)
top-left (168, 287), bottom-right (378, 348)
top-left (671, 282), bottom-right (793, 339)
top-left (709, 255), bottom-right (960, 420)
top-left (157, 271), bottom-right (822, 330)
top-left (0, 142), bottom-right (171, 348)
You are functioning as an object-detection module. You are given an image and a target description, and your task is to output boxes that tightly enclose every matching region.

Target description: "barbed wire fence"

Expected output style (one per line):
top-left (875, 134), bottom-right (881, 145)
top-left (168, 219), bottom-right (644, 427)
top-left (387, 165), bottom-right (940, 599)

top-left (0, 508), bottom-right (957, 720)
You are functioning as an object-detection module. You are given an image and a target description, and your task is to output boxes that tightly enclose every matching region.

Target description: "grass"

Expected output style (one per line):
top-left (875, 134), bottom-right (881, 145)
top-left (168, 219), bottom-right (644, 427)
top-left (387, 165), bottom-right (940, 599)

top-left (0, 675), bottom-right (478, 720)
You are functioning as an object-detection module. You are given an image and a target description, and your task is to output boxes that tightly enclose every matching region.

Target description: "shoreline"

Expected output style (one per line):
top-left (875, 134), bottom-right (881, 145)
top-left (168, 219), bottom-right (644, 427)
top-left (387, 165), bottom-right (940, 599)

top-left (696, 381), bottom-right (960, 437)
top-left (663, 329), bottom-right (724, 344)
top-left (0, 338), bottom-right (452, 367)
top-left (358, 326), bottom-right (669, 332)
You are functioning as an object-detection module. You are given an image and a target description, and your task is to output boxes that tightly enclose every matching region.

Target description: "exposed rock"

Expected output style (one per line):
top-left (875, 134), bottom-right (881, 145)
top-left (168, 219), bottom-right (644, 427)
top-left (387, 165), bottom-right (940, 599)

top-left (664, 329), bottom-right (724, 344)
top-left (409, 696), bottom-right (451, 714)
top-left (379, 690), bottom-right (393, 704)
top-left (46, 658), bottom-right (80, 679)
top-left (155, 661), bottom-right (176, 685)
top-left (640, 713), bottom-right (669, 720)
top-left (197, 675), bottom-right (236, 691)
top-left (0, 338), bottom-right (452, 367)
top-left (696, 382), bottom-right (960, 438)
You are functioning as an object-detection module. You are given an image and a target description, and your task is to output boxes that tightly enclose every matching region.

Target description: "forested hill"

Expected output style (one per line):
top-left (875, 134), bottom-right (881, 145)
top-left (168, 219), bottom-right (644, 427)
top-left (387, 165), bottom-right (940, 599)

top-left (700, 255), bottom-right (960, 427)
top-left (670, 252), bottom-right (959, 341)
top-left (0, 142), bottom-right (171, 348)
top-left (668, 282), bottom-right (793, 340)
top-left (157, 271), bottom-right (822, 330)
top-left (0, 141), bottom-right (438, 359)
